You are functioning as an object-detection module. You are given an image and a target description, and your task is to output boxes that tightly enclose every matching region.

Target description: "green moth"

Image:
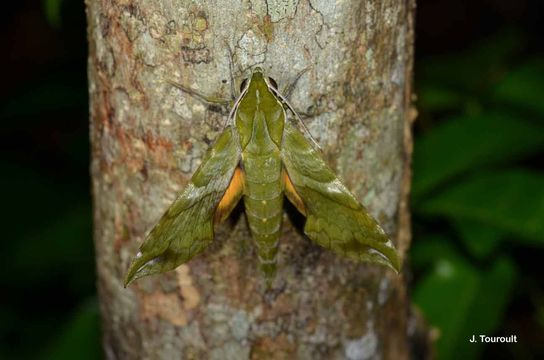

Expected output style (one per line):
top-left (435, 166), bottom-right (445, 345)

top-left (124, 67), bottom-right (400, 287)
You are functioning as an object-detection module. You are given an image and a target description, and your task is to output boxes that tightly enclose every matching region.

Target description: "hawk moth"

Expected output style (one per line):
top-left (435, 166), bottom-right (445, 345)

top-left (124, 68), bottom-right (400, 287)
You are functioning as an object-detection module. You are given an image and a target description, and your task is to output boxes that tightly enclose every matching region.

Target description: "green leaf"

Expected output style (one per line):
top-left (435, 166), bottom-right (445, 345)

top-left (420, 170), bottom-right (544, 245)
top-left (42, 0), bottom-right (64, 28)
top-left (412, 114), bottom-right (544, 199)
top-left (0, 76), bottom-right (85, 120)
top-left (414, 254), bottom-right (517, 359)
top-left (414, 254), bottom-right (480, 358)
top-left (41, 299), bottom-right (101, 360)
top-left (410, 234), bottom-right (458, 271)
top-left (8, 204), bottom-right (95, 293)
top-left (11, 204), bottom-right (92, 267)
top-left (0, 163), bottom-right (94, 293)
top-left (463, 257), bottom-right (517, 359)
top-left (417, 30), bottom-right (523, 94)
top-left (453, 219), bottom-right (504, 259)
top-left (418, 86), bottom-right (464, 113)
top-left (494, 59), bottom-right (544, 116)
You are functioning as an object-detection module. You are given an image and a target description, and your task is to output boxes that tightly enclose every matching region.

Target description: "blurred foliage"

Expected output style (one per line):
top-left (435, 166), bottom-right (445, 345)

top-left (42, 0), bottom-right (63, 28)
top-left (0, 0), bottom-right (97, 359)
top-left (1, 0), bottom-right (543, 359)
top-left (412, 29), bottom-right (544, 359)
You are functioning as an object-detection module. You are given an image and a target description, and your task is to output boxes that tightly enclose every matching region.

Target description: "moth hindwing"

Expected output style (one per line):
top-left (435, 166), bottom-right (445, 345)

top-left (124, 67), bottom-right (400, 287)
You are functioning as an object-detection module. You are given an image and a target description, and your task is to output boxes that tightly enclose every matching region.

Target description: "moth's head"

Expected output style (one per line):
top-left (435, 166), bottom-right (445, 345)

top-left (239, 67), bottom-right (278, 93)
top-left (252, 66), bottom-right (265, 78)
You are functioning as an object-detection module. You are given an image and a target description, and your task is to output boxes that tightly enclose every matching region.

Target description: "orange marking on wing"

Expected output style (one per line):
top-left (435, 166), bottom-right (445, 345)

top-left (215, 167), bottom-right (244, 223)
top-left (283, 171), bottom-right (307, 216)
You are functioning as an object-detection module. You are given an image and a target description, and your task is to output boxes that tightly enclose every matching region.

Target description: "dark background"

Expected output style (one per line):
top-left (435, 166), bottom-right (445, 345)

top-left (1, 0), bottom-right (542, 358)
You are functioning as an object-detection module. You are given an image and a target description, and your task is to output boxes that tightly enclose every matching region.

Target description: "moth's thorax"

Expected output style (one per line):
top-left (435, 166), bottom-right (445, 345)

top-left (235, 71), bottom-right (285, 150)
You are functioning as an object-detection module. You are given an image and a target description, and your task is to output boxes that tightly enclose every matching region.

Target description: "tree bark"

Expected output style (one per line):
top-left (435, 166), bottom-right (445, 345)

top-left (87, 0), bottom-right (418, 359)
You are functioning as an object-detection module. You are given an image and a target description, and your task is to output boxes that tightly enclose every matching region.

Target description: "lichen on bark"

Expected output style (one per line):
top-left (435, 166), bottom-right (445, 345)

top-left (87, 0), bottom-right (418, 358)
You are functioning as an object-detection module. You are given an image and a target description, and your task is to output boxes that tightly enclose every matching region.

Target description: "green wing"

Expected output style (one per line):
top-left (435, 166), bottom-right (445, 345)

top-left (124, 127), bottom-right (242, 286)
top-left (281, 122), bottom-right (401, 272)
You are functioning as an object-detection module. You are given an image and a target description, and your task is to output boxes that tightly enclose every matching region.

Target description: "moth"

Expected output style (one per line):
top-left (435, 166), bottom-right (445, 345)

top-left (124, 67), bottom-right (400, 287)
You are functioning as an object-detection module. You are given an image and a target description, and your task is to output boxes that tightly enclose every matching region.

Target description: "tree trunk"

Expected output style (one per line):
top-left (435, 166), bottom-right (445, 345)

top-left (87, 0), bottom-right (418, 359)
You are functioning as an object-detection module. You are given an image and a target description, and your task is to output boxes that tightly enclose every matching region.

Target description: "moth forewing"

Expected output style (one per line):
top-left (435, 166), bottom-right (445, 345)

top-left (279, 120), bottom-right (401, 272)
top-left (123, 126), bottom-right (242, 287)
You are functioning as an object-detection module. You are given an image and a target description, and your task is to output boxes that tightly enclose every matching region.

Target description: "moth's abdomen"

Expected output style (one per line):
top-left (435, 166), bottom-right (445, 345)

top-left (245, 194), bottom-right (283, 279)
top-left (242, 151), bottom-right (283, 281)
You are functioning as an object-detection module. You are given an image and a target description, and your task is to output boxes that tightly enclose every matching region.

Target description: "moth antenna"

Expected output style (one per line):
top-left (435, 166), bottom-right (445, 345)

top-left (274, 89), bottom-right (322, 151)
top-left (224, 79), bottom-right (250, 128)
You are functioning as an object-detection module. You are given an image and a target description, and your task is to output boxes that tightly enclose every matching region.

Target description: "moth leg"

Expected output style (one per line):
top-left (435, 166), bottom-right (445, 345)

top-left (166, 79), bottom-right (232, 114)
top-left (223, 40), bottom-right (238, 100)
top-left (281, 67), bottom-right (326, 118)
top-left (282, 67), bottom-right (311, 99)
top-left (292, 107), bottom-right (327, 119)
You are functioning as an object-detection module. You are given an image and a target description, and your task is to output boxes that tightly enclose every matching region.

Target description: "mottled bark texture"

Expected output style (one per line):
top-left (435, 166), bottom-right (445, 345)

top-left (87, 0), bottom-right (418, 359)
